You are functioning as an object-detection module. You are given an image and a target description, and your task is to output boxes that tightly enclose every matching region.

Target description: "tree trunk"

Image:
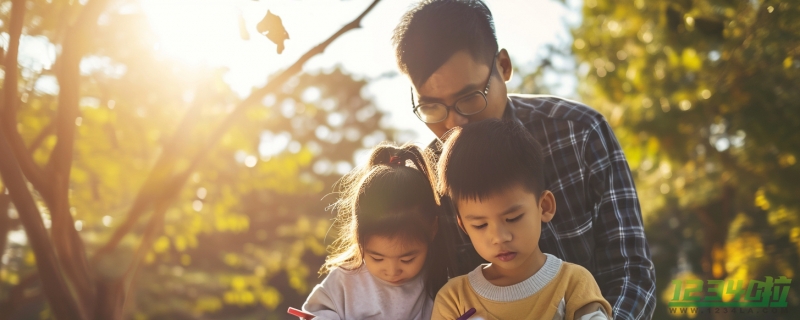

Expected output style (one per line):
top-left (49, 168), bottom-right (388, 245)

top-left (1, 1), bottom-right (383, 319)
top-left (698, 186), bottom-right (734, 320)
top-left (0, 126), bottom-right (86, 319)
top-left (0, 193), bottom-right (10, 261)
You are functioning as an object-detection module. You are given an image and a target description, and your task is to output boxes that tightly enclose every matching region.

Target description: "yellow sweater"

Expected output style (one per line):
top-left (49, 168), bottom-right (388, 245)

top-left (432, 254), bottom-right (612, 320)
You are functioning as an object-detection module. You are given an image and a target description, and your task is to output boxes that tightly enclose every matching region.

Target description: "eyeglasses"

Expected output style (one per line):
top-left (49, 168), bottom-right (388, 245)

top-left (411, 55), bottom-right (497, 124)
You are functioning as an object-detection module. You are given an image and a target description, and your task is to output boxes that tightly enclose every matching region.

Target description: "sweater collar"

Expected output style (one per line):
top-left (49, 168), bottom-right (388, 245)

top-left (467, 253), bottom-right (563, 302)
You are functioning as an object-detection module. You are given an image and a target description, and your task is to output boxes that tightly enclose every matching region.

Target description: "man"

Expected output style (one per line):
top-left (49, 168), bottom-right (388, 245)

top-left (392, 1), bottom-right (656, 319)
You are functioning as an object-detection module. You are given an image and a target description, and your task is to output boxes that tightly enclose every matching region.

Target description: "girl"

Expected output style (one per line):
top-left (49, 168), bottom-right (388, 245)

top-left (301, 144), bottom-right (457, 320)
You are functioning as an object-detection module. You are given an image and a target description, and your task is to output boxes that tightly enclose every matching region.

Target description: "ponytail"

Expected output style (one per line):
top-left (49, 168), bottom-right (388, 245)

top-left (321, 142), bottom-right (456, 298)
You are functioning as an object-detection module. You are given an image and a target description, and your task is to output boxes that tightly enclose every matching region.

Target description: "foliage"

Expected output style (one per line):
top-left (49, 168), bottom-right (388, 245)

top-left (572, 0), bottom-right (800, 318)
top-left (0, 0), bottom-right (386, 319)
top-left (127, 68), bottom-right (393, 319)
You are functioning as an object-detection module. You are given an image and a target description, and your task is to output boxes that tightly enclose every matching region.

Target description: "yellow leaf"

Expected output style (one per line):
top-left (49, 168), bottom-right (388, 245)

top-left (223, 291), bottom-right (237, 304)
top-left (153, 236), bottom-right (170, 253)
top-left (256, 10), bottom-right (290, 54)
top-left (682, 48), bottom-right (702, 71)
top-left (181, 254), bottom-right (191, 266)
top-left (8, 273), bottom-right (19, 285)
top-left (754, 189), bottom-right (770, 210)
top-left (195, 296), bottom-right (222, 313)
top-left (779, 153), bottom-right (796, 167)
top-left (174, 236), bottom-right (187, 252)
top-left (664, 46), bottom-right (680, 66)
top-left (791, 227), bottom-right (800, 242)
top-left (231, 276), bottom-right (247, 291)
top-left (25, 251), bottom-right (36, 266)
top-left (646, 137), bottom-right (660, 156)
top-left (241, 291), bottom-right (255, 304)
top-left (224, 253), bottom-right (241, 267)
top-left (260, 287), bottom-right (282, 310)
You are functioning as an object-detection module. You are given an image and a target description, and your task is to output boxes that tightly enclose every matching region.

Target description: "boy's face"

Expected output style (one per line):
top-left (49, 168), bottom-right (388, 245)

top-left (413, 49), bottom-right (513, 139)
top-left (363, 235), bottom-right (428, 286)
top-left (456, 184), bottom-right (556, 272)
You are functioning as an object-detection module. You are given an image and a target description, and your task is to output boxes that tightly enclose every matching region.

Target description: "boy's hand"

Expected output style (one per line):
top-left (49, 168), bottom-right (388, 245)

top-left (574, 302), bottom-right (608, 320)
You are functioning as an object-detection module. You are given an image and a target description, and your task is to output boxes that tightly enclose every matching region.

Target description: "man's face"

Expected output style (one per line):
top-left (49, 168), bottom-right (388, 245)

top-left (456, 184), bottom-right (555, 272)
top-left (363, 235), bottom-right (428, 285)
top-left (414, 49), bottom-right (512, 138)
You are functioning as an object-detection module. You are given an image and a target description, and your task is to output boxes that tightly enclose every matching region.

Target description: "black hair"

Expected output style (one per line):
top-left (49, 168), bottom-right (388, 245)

top-left (393, 0), bottom-right (499, 88)
top-left (437, 119), bottom-right (546, 204)
top-left (322, 143), bottom-right (457, 299)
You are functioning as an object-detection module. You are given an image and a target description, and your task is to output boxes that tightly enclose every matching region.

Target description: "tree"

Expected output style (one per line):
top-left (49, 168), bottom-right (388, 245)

top-left (572, 0), bottom-right (799, 319)
top-left (128, 69), bottom-right (395, 319)
top-left (0, 0), bottom-right (384, 319)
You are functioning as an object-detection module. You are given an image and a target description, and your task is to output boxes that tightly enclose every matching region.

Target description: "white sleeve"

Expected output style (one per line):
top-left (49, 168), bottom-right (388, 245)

top-left (579, 309), bottom-right (609, 320)
top-left (302, 276), bottom-right (344, 320)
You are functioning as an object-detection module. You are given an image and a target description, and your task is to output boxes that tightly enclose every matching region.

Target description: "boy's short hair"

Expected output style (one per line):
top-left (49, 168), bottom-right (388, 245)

top-left (437, 119), bottom-right (546, 203)
top-left (392, 0), bottom-right (498, 88)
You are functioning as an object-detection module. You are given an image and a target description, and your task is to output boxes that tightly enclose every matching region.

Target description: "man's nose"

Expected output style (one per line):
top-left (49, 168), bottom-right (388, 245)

top-left (443, 109), bottom-right (468, 131)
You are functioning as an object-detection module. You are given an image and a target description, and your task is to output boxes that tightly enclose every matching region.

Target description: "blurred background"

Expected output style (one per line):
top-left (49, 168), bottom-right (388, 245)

top-left (0, 0), bottom-right (797, 319)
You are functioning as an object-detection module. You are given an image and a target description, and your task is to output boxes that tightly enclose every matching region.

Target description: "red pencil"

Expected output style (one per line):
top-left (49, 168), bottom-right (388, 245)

top-left (287, 307), bottom-right (316, 320)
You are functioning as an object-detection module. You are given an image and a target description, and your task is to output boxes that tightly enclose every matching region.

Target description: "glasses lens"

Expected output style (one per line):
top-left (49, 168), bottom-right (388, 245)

top-left (415, 104), bottom-right (448, 123)
top-left (454, 92), bottom-right (487, 115)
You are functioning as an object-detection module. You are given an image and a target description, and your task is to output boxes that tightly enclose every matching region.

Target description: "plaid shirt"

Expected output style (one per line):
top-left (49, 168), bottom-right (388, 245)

top-left (429, 95), bottom-right (656, 320)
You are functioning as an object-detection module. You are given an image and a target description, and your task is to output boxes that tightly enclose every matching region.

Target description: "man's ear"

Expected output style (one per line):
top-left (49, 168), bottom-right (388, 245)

top-left (497, 48), bottom-right (513, 82)
top-left (539, 190), bottom-right (556, 223)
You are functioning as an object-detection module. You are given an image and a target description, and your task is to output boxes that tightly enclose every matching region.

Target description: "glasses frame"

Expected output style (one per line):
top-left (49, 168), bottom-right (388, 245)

top-left (411, 55), bottom-right (497, 124)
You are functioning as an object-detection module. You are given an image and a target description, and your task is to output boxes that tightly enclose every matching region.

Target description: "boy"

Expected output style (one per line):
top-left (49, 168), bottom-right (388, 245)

top-left (433, 119), bottom-right (611, 320)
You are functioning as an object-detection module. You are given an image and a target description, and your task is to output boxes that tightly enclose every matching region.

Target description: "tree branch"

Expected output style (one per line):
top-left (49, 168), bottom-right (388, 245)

top-left (96, 171), bottom-right (188, 319)
top-left (28, 120), bottom-right (56, 154)
top-left (91, 85), bottom-right (209, 261)
top-left (94, 0), bottom-right (382, 257)
top-left (0, 123), bottom-right (86, 320)
top-left (0, 2), bottom-right (85, 319)
top-left (0, 0), bottom-right (51, 203)
top-left (44, 0), bottom-right (112, 315)
top-left (119, 189), bottom-right (176, 316)
top-left (0, 192), bottom-right (10, 262)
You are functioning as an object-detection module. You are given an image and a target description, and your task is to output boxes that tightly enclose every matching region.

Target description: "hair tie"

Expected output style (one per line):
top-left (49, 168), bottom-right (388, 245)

top-left (388, 155), bottom-right (404, 166)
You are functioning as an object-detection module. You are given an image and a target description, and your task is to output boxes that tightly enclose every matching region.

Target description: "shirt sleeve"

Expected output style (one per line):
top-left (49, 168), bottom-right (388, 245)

top-left (564, 265), bottom-right (613, 320)
top-left (430, 285), bottom-right (463, 320)
top-left (583, 120), bottom-right (657, 320)
top-left (302, 282), bottom-right (343, 320)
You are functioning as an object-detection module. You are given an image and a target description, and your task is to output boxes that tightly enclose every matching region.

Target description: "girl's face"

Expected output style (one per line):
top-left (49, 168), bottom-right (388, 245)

top-left (363, 236), bottom-right (428, 286)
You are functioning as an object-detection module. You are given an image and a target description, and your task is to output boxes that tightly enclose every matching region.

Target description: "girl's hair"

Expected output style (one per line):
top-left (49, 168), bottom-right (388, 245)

top-left (321, 143), bottom-right (457, 298)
